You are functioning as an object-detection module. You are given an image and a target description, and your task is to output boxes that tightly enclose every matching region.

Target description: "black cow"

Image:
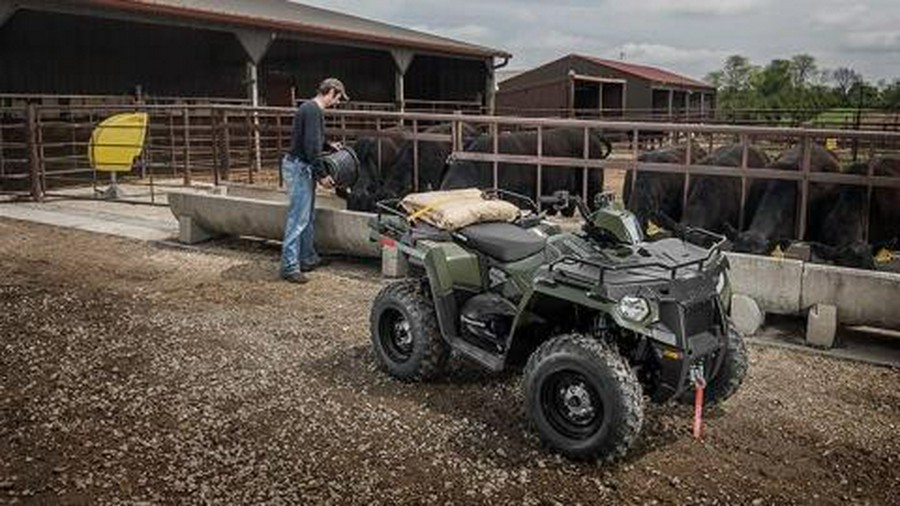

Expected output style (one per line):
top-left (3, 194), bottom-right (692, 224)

top-left (439, 127), bottom-right (611, 213)
top-left (808, 162), bottom-right (875, 269)
top-left (623, 144), bottom-right (707, 230)
top-left (345, 134), bottom-right (404, 211)
top-left (731, 144), bottom-right (839, 254)
top-left (870, 156), bottom-right (900, 245)
top-left (379, 123), bottom-right (479, 201)
top-left (681, 144), bottom-right (770, 233)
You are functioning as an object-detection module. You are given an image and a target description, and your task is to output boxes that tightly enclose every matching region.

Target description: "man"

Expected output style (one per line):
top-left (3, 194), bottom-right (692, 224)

top-left (280, 78), bottom-right (349, 283)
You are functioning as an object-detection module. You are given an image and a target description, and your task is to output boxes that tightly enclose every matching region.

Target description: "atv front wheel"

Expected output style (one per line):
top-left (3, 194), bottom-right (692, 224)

top-left (523, 334), bottom-right (644, 462)
top-left (680, 325), bottom-right (748, 406)
top-left (370, 280), bottom-right (449, 381)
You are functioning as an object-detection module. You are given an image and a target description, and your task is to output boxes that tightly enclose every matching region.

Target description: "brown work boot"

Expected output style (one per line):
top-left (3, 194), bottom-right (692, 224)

top-left (281, 270), bottom-right (309, 284)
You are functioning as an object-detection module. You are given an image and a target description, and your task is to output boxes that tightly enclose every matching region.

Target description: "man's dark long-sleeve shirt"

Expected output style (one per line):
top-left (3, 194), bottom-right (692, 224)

top-left (288, 101), bottom-right (326, 176)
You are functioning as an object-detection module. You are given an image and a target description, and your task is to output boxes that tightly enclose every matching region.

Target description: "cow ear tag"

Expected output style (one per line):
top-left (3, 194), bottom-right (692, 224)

top-left (770, 244), bottom-right (785, 258)
top-left (646, 220), bottom-right (662, 237)
top-left (874, 248), bottom-right (894, 264)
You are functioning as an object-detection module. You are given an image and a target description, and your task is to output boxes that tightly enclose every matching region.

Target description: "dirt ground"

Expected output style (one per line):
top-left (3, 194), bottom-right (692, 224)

top-left (1, 218), bottom-right (898, 505)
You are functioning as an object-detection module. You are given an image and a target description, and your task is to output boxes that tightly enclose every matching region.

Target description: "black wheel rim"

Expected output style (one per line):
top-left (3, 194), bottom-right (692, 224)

top-left (379, 307), bottom-right (413, 363)
top-left (539, 370), bottom-right (605, 440)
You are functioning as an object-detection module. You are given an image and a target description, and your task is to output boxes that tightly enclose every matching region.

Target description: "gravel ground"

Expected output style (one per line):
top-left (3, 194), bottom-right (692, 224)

top-left (1, 217), bottom-right (899, 505)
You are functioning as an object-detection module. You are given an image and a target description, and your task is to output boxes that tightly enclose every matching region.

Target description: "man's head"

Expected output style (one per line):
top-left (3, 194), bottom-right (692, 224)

top-left (317, 78), bottom-right (349, 108)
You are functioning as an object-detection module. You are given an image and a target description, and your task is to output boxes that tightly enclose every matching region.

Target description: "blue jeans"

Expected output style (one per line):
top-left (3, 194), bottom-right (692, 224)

top-left (280, 156), bottom-right (319, 274)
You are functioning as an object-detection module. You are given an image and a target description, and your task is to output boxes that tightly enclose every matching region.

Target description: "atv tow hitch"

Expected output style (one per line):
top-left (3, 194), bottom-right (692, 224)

top-left (690, 365), bottom-right (706, 440)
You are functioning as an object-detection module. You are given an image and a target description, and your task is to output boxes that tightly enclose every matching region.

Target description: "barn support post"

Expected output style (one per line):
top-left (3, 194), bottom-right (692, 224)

top-left (412, 119), bottom-right (419, 191)
top-left (667, 89), bottom-right (674, 120)
top-left (26, 103), bottom-right (43, 202)
top-left (391, 50), bottom-right (414, 113)
top-left (581, 127), bottom-right (589, 201)
top-left (485, 60), bottom-right (497, 115)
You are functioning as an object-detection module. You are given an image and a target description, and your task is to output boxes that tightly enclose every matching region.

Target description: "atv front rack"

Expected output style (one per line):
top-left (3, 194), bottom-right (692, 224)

top-left (548, 228), bottom-right (728, 288)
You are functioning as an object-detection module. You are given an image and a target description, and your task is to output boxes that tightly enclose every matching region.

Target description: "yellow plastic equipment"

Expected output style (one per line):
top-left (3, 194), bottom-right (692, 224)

top-left (89, 112), bottom-right (149, 172)
top-left (88, 112), bottom-right (149, 199)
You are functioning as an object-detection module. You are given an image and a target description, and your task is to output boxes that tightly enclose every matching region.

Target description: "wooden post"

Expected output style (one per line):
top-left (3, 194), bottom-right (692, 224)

top-left (168, 109), bottom-right (176, 176)
top-left (582, 127), bottom-right (589, 202)
top-left (536, 125), bottom-right (543, 210)
top-left (245, 109), bottom-right (254, 184)
top-left (412, 118), bottom-right (419, 191)
top-left (682, 133), bottom-right (692, 212)
top-left (182, 107), bottom-right (191, 186)
top-left (492, 122), bottom-right (499, 189)
top-left (797, 136), bottom-right (811, 240)
top-left (630, 129), bottom-right (639, 203)
top-left (222, 110), bottom-right (232, 182)
top-left (211, 108), bottom-right (221, 186)
top-left (739, 134), bottom-right (749, 229)
top-left (26, 103), bottom-right (43, 201)
top-left (276, 113), bottom-right (284, 188)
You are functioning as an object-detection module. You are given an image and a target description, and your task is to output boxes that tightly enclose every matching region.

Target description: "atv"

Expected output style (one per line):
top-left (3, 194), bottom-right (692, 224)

top-left (368, 189), bottom-right (747, 462)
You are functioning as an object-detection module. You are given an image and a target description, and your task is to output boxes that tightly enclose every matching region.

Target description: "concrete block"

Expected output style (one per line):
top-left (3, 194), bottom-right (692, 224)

top-left (730, 293), bottom-right (765, 336)
top-left (801, 263), bottom-right (900, 329)
top-left (725, 252), bottom-right (803, 315)
top-left (806, 303), bottom-right (838, 349)
top-left (381, 242), bottom-right (409, 278)
top-left (167, 190), bottom-right (378, 258)
top-left (177, 215), bottom-right (219, 244)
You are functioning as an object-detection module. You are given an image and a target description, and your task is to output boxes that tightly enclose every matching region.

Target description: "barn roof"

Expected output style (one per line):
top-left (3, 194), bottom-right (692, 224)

top-left (577, 54), bottom-right (714, 89)
top-left (79, 0), bottom-right (511, 59)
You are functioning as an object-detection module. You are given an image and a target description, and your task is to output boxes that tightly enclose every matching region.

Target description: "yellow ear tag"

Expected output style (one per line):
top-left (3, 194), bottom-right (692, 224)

top-left (646, 220), bottom-right (662, 236)
top-left (874, 248), bottom-right (894, 264)
top-left (771, 244), bottom-right (785, 258)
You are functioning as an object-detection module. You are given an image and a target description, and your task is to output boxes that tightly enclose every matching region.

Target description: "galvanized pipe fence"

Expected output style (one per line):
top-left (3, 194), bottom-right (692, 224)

top-left (1, 102), bottom-right (899, 242)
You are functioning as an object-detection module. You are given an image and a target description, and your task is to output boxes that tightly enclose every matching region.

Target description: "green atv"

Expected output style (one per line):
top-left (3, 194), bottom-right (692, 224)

top-left (368, 190), bottom-right (747, 461)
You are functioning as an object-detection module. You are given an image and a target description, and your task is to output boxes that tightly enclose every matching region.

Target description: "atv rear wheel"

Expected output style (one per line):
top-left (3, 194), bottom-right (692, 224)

top-left (680, 325), bottom-right (748, 406)
top-left (370, 280), bottom-right (449, 381)
top-left (523, 334), bottom-right (644, 462)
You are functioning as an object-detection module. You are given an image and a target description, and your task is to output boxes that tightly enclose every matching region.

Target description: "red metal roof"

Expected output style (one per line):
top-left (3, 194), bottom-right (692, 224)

top-left (578, 54), bottom-right (713, 89)
top-left (78, 0), bottom-right (510, 59)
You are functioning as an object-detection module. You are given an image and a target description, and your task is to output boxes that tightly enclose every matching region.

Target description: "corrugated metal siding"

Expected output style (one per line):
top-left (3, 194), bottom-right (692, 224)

top-left (261, 38), bottom-right (396, 104)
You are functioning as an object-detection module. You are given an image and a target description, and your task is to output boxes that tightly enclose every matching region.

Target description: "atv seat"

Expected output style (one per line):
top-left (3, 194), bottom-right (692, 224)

top-left (456, 222), bottom-right (546, 262)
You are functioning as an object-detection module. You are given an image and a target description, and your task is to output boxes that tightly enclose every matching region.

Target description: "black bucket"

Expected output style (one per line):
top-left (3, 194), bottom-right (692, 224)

top-left (320, 146), bottom-right (359, 189)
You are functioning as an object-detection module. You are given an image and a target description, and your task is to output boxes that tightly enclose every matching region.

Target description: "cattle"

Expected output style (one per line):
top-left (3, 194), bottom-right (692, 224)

top-left (622, 143), bottom-right (707, 230)
top-left (869, 156), bottom-right (900, 245)
top-left (807, 162), bottom-right (875, 269)
top-left (439, 127), bottom-right (612, 213)
top-left (681, 144), bottom-right (770, 234)
top-left (379, 123), bottom-right (478, 202)
top-left (344, 134), bottom-right (406, 211)
top-left (731, 144), bottom-right (840, 254)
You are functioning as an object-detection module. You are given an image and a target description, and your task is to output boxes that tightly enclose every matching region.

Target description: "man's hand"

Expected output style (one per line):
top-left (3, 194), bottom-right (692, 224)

top-left (328, 141), bottom-right (343, 152)
top-left (319, 175), bottom-right (336, 190)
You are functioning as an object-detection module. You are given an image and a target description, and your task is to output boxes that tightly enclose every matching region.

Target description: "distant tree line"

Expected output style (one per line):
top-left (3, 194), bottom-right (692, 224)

top-left (705, 54), bottom-right (900, 122)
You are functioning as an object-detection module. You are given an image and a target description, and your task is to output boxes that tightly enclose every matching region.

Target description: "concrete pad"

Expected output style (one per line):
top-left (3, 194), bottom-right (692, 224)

top-left (801, 263), bottom-right (900, 329)
top-left (725, 252), bottom-right (803, 315)
top-left (0, 198), bottom-right (177, 241)
top-left (731, 293), bottom-right (765, 336)
top-left (806, 303), bottom-right (838, 349)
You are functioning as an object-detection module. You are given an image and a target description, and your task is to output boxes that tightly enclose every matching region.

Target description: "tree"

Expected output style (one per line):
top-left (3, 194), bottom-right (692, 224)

top-left (790, 54), bottom-right (817, 88)
top-left (832, 67), bottom-right (861, 97)
top-left (721, 55), bottom-right (754, 92)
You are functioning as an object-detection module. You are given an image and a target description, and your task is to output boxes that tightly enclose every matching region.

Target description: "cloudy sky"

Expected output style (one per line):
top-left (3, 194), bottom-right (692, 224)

top-left (299, 0), bottom-right (900, 83)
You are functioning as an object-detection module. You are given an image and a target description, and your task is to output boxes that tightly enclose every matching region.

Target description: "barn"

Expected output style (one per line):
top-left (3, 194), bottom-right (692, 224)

top-left (496, 54), bottom-right (716, 119)
top-left (0, 0), bottom-right (510, 111)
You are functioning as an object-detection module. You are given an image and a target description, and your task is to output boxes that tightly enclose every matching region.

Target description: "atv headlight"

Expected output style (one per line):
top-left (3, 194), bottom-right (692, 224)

top-left (618, 296), bottom-right (650, 322)
top-left (716, 272), bottom-right (726, 294)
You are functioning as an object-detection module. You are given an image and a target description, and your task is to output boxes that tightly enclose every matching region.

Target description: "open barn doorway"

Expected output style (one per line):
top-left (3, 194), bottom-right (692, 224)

top-left (573, 78), bottom-right (624, 118)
